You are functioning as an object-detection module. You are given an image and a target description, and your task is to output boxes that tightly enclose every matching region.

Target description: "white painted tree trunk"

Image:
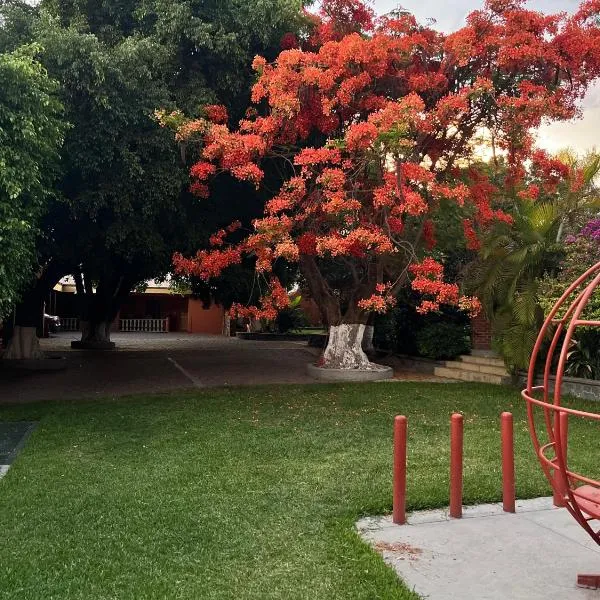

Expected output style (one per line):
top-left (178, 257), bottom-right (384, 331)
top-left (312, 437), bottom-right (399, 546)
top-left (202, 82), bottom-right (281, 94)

top-left (2, 326), bottom-right (44, 360)
top-left (362, 324), bottom-right (375, 353)
top-left (322, 324), bottom-right (384, 370)
top-left (249, 318), bottom-right (262, 332)
top-left (223, 313), bottom-right (231, 337)
top-left (80, 321), bottom-right (112, 343)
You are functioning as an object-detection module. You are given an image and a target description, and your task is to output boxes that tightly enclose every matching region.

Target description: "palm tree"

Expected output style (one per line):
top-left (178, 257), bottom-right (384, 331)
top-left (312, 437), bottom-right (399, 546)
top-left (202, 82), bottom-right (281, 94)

top-left (468, 150), bottom-right (600, 371)
top-left (470, 200), bottom-right (563, 370)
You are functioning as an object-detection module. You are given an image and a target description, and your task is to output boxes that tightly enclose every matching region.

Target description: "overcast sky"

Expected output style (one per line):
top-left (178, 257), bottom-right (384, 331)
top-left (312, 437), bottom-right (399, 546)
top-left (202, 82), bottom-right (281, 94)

top-left (371, 0), bottom-right (599, 154)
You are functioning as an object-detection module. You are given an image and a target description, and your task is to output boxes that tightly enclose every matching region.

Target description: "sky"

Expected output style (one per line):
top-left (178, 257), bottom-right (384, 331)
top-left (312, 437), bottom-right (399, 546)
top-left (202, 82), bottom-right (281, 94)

top-left (371, 0), bottom-right (600, 154)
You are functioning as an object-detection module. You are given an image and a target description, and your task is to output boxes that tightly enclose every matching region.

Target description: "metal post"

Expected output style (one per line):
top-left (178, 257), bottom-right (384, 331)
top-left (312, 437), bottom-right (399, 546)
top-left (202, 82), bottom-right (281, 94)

top-left (393, 415), bottom-right (407, 525)
top-left (450, 413), bottom-right (464, 519)
top-left (553, 411), bottom-right (569, 507)
top-left (501, 412), bottom-right (515, 513)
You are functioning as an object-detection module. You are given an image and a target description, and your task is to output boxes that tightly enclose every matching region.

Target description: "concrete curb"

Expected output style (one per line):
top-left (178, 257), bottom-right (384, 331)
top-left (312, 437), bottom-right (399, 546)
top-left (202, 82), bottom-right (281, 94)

top-left (307, 363), bottom-right (393, 382)
top-left (71, 340), bottom-right (116, 350)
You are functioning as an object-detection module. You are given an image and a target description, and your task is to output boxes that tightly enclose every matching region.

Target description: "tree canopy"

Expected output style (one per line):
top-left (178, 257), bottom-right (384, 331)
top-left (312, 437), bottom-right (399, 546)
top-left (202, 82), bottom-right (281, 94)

top-left (0, 0), bottom-right (307, 344)
top-left (0, 45), bottom-right (64, 318)
top-left (167, 0), bottom-right (600, 368)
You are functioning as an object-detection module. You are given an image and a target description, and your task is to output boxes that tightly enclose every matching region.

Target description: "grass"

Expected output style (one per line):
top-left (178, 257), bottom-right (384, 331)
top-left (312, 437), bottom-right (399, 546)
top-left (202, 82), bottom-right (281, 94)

top-left (0, 382), bottom-right (596, 599)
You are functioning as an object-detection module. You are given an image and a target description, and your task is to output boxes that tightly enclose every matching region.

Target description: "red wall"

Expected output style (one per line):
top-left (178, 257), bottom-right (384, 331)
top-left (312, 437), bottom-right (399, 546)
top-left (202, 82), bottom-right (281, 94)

top-left (471, 312), bottom-right (492, 350)
top-left (187, 299), bottom-right (225, 335)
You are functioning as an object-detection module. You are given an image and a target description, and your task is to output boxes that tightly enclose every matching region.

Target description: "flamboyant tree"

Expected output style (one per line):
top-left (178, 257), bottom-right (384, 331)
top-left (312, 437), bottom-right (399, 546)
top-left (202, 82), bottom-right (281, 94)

top-left (167, 0), bottom-right (600, 370)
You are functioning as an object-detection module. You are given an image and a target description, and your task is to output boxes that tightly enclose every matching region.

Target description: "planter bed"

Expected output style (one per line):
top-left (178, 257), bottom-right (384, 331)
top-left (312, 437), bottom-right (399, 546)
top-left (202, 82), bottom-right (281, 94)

top-left (522, 372), bottom-right (600, 401)
top-left (237, 332), bottom-right (311, 342)
top-left (237, 332), bottom-right (327, 345)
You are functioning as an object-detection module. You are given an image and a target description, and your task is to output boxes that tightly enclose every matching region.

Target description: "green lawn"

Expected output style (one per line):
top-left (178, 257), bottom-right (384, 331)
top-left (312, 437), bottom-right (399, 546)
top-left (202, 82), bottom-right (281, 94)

top-left (0, 382), bottom-right (595, 599)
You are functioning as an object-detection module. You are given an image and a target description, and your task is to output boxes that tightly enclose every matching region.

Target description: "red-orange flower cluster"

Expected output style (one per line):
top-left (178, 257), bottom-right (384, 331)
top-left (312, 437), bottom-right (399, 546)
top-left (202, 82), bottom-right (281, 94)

top-left (167, 0), bottom-right (600, 322)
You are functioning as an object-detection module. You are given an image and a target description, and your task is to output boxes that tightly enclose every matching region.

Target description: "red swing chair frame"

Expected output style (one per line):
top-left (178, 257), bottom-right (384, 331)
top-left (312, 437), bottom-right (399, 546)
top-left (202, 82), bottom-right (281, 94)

top-left (522, 261), bottom-right (600, 588)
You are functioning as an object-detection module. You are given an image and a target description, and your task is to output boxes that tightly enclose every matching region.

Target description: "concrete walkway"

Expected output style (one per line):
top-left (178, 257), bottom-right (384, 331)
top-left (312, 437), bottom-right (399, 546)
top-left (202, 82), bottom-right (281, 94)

top-left (0, 333), bottom-right (319, 403)
top-left (358, 498), bottom-right (600, 600)
top-left (0, 333), bottom-right (453, 404)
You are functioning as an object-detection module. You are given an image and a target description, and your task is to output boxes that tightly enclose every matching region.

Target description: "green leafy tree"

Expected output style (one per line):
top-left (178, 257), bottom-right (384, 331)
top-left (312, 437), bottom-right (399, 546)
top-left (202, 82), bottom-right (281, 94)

top-left (538, 220), bottom-right (600, 379)
top-left (553, 149), bottom-right (600, 241)
top-left (2, 0), bottom-right (305, 349)
top-left (471, 200), bottom-right (563, 370)
top-left (0, 45), bottom-right (64, 322)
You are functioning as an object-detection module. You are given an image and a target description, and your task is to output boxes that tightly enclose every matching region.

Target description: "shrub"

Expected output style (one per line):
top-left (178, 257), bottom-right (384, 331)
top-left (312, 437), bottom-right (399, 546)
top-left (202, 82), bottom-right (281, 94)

top-left (416, 322), bottom-right (471, 360)
top-left (374, 297), bottom-right (470, 356)
top-left (274, 296), bottom-right (308, 333)
top-left (566, 329), bottom-right (600, 380)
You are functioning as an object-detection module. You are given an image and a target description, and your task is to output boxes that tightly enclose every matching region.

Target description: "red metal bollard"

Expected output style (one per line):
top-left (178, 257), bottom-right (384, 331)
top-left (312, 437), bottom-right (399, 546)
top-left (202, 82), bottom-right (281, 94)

top-left (553, 411), bottom-right (569, 507)
top-left (393, 415), bottom-right (407, 525)
top-left (501, 412), bottom-right (515, 513)
top-left (449, 413), bottom-right (464, 519)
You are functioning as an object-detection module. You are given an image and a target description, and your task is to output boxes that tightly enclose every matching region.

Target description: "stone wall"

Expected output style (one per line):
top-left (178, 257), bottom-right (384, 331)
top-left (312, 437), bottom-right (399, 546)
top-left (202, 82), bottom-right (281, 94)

top-left (529, 374), bottom-right (600, 401)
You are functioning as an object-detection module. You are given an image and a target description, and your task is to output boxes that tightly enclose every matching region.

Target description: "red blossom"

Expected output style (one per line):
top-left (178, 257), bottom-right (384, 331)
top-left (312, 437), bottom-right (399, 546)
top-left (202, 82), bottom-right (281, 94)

top-left (423, 220), bottom-right (436, 250)
top-left (297, 232), bottom-right (318, 255)
top-left (463, 219), bottom-right (481, 251)
top-left (169, 0), bottom-right (600, 324)
top-left (204, 105), bottom-right (229, 124)
top-left (280, 32), bottom-right (299, 50)
top-left (345, 121), bottom-right (378, 150)
top-left (190, 162), bottom-right (216, 180)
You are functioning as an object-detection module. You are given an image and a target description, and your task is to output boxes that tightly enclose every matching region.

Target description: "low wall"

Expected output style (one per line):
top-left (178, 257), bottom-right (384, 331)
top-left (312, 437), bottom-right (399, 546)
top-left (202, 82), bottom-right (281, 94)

top-left (528, 374), bottom-right (600, 401)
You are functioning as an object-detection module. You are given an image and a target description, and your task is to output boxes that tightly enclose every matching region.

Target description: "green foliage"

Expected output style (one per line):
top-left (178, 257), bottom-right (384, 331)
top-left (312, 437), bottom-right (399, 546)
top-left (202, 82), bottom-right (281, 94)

top-left (274, 295), bottom-right (308, 333)
top-left (41, 0), bottom-right (306, 116)
top-left (415, 322), bottom-right (471, 360)
top-left (553, 149), bottom-right (600, 241)
top-left (566, 329), bottom-right (600, 380)
top-left (0, 0), bottom-right (306, 327)
top-left (373, 298), bottom-right (470, 357)
top-left (0, 45), bottom-right (65, 317)
top-left (538, 233), bottom-right (600, 323)
top-left (536, 225), bottom-right (600, 380)
top-left (468, 199), bottom-right (565, 371)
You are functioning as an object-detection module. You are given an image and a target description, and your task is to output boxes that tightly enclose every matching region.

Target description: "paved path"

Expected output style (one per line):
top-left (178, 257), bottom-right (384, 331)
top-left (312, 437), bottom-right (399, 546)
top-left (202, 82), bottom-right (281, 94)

top-left (0, 333), bottom-right (320, 404)
top-left (0, 333), bottom-right (453, 404)
top-left (358, 497), bottom-right (600, 600)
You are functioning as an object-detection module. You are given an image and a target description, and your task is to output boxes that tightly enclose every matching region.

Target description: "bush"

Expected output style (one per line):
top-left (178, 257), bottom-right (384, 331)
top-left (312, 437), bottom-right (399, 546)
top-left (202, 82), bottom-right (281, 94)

top-left (274, 296), bottom-right (308, 333)
top-left (565, 328), bottom-right (600, 380)
top-left (416, 322), bottom-right (471, 360)
top-left (373, 297), bottom-right (471, 357)
top-left (373, 304), bottom-right (419, 355)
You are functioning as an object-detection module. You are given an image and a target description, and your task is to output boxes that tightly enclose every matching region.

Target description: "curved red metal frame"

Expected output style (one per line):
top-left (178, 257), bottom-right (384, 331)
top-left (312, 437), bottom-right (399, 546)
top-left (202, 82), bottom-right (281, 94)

top-left (522, 261), bottom-right (600, 546)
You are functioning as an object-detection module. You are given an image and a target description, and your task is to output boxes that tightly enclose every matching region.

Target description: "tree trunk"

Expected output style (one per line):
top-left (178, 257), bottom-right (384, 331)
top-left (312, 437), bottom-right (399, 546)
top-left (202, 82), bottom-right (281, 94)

top-left (2, 326), bottom-right (43, 359)
top-left (321, 323), bottom-right (384, 370)
top-left (73, 272), bottom-right (133, 349)
top-left (79, 320), bottom-right (113, 344)
top-left (3, 265), bottom-right (63, 360)
top-left (299, 256), bottom-right (341, 327)
top-left (362, 324), bottom-right (375, 353)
